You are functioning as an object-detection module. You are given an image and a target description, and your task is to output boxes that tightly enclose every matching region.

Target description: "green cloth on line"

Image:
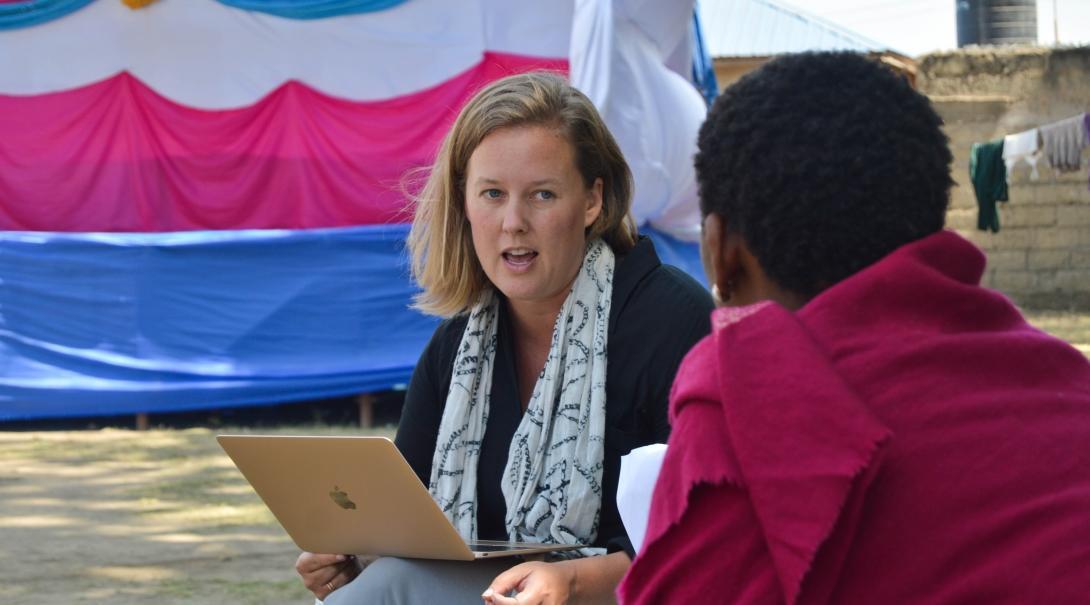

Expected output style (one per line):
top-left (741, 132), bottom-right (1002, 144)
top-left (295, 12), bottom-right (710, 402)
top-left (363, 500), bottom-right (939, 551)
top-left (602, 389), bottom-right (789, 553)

top-left (969, 139), bottom-right (1008, 232)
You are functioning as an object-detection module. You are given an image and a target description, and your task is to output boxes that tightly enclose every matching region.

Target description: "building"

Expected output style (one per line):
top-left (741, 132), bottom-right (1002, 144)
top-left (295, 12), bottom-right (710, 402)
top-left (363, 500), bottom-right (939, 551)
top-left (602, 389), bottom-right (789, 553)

top-left (698, 0), bottom-right (916, 88)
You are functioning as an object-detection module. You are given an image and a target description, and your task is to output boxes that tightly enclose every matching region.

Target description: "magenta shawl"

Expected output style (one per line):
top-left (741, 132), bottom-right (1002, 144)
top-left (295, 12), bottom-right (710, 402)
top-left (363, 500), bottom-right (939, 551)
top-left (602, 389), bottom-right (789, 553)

top-left (619, 230), bottom-right (1090, 604)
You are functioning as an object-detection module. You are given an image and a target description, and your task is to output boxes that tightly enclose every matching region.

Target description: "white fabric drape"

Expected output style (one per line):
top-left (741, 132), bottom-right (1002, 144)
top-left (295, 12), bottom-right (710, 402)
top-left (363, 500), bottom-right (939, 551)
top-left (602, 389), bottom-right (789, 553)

top-left (571, 0), bottom-right (707, 242)
top-left (0, 0), bottom-right (572, 108)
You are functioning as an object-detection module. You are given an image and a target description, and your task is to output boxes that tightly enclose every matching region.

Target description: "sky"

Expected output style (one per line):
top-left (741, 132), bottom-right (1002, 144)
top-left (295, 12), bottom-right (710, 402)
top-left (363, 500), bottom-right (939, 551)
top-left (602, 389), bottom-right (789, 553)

top-left (783, 0), bottom-right (1090, 57)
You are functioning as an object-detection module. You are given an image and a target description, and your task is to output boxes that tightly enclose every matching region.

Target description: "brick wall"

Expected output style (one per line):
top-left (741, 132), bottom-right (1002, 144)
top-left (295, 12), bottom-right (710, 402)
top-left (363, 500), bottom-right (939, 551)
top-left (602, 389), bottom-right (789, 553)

top-left (919, 47), bottom-right (1090, 308)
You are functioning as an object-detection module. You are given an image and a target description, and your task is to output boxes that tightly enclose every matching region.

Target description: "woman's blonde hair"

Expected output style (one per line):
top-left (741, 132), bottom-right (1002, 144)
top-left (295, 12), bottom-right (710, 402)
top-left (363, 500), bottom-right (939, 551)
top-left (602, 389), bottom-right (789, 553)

top-left (407, 71), bottom-right (638, 317)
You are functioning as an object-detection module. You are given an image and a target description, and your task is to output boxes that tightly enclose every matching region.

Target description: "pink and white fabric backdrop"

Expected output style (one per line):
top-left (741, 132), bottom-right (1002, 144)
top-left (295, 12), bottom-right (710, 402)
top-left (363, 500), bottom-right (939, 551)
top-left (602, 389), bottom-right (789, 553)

top-left (0, 0), bottom-right (708, 420)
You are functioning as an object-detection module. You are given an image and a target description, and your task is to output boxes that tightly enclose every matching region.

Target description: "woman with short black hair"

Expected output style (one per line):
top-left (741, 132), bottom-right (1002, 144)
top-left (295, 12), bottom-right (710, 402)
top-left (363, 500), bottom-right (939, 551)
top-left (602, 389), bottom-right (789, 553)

top-left (620, 51), bottom-right (1090, 605)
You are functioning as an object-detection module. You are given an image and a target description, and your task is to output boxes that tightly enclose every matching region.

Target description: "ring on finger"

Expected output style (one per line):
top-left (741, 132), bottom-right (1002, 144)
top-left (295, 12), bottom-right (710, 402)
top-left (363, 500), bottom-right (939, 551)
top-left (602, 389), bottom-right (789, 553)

top-left (325, 580), bottom-right (336, 593)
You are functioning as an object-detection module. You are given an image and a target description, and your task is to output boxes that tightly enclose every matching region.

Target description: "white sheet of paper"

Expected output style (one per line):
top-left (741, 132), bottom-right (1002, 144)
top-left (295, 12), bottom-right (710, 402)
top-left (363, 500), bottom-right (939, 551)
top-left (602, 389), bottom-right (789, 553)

top-left (616, 443), bottom-right (668, 554)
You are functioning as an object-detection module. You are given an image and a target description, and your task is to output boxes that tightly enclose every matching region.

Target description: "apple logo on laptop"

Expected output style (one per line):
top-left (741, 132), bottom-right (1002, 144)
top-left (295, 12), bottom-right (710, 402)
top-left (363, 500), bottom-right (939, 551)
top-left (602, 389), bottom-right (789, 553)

top-left (329, 485), bottom-right (357, 510)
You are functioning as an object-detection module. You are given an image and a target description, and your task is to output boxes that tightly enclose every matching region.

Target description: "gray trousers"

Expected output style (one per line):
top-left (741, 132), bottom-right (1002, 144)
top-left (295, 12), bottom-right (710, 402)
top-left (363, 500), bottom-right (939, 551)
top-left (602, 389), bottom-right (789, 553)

top-left (323, 557), bottom-right (517, 605)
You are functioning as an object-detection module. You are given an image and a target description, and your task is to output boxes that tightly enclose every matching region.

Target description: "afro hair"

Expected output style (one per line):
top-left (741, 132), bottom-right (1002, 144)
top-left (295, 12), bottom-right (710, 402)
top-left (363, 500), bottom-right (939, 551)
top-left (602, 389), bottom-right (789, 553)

top-left (695, 51), bottom-right (954, 299)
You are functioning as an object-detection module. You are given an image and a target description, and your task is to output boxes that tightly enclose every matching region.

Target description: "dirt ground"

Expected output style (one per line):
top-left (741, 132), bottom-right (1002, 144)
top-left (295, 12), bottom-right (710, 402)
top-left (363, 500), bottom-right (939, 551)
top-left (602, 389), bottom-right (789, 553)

top-left (0, 425), bottom-right (389, 605)
top-left (1, 311), bottom-right (1086, 604)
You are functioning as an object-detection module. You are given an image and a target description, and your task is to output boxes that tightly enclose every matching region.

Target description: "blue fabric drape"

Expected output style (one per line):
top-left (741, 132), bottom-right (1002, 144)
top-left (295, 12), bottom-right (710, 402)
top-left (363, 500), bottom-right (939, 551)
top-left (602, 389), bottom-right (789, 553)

top-left (691, 3), bottom-right (719, 107)
top-left (0, 0), bottom-right (94, 31)
top-left (0, 0), bottom-right (407, 31)
top-left (0, 225), bottom-right (438, 421)
top-left (642, 225), bottom-right (707, 288)
top-left (0, 224), bottom-right (701, 421)
top-left (215, 0), bottom-right (407, 19)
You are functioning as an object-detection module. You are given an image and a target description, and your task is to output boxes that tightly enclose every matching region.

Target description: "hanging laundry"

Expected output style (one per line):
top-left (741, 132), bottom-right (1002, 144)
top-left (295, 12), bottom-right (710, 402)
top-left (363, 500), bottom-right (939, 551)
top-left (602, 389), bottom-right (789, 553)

top-left (1039, 113), bottom-right (1088, 173)
top-left (1085, 113), bottom-right (1090, 191)
top-left (1002, 128), bottom-right (1041, 180)
top-left (970, 139), bottom-right (1008, 233)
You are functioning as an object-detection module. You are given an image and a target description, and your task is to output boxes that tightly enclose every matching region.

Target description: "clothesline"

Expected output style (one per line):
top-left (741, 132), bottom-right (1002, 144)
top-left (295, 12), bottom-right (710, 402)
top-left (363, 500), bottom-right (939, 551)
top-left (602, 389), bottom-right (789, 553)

top-left (969, 112), bottom-right (1089, 233)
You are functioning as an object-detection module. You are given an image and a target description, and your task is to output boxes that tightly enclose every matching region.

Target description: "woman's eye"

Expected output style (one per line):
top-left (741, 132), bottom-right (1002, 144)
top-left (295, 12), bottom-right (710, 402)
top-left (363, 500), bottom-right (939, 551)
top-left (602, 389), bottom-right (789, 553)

top-left (535, 190), bottom-right (556, 200)
top-left (483, 189), bottom-right (502, 199)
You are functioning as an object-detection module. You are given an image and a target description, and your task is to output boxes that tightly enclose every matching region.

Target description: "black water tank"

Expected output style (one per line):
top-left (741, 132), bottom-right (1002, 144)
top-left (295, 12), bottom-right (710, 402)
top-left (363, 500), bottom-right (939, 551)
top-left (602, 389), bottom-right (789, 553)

top-left (956, 0), bottom-right (1037, 47)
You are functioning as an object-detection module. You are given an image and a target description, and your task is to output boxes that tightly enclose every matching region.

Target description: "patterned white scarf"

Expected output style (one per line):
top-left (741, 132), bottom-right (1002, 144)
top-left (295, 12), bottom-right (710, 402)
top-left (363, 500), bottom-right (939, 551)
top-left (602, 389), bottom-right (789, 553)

top-left (427, 238), bottom-right (613, 555)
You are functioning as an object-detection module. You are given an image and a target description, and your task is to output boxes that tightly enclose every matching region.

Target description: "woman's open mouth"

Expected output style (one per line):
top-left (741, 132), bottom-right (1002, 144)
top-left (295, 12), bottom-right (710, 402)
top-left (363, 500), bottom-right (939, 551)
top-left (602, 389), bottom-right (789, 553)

top-left (502, 248), bottom-right (538, 271)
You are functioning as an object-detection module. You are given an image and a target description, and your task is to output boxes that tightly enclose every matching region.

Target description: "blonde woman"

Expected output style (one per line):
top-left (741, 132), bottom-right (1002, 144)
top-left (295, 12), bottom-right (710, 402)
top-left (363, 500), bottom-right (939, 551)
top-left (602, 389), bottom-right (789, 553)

top-left (295, 72), bottom-right (712, 605)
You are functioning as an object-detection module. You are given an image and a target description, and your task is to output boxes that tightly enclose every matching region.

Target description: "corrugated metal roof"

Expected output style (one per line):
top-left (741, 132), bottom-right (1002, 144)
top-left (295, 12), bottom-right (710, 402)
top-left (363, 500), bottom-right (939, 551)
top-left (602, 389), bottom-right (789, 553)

top-left (698, 0), bottom-right (893, 58)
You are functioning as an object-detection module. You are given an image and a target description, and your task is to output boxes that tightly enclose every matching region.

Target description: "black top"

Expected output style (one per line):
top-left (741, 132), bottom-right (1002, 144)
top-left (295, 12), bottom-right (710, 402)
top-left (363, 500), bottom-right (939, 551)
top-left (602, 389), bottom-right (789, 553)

top-left (394, 236), bottom-right (714, 556)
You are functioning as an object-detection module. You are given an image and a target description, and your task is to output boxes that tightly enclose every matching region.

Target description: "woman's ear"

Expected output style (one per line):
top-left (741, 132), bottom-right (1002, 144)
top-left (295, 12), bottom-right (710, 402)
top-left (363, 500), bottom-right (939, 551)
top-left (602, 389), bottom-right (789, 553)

top-left (701, 213), bottom-right (742, 305)
top-left (703, 213), bottom-right (809, 310)
top-left (584, 177), bottom-right (604, 228)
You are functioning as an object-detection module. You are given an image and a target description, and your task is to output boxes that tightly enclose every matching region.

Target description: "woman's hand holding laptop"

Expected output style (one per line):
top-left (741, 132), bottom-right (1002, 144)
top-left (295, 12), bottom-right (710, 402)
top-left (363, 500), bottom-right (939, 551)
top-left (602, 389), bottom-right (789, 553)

top-left (295, 552), bottom-right (364, 601)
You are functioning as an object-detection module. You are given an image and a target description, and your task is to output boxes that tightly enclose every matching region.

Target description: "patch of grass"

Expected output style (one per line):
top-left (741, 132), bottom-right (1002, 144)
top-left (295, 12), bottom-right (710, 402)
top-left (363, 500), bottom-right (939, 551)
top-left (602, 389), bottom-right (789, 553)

top-left (140, 502), bottom-right (276, 528)
top-left (228, 578), bottom-right (313, 604)
top-left (157, 577), bottom-right (311, 604)
top-left (0, 584), bottom-right (27, 600)
top-left (157, 578), bottom-right (196, 599)
top-left (126, 468), bottom-right (242, 502)
top-left (0, 428), bottom-right (211, 464)
top-left (0, 425), bottom-right (394, 465)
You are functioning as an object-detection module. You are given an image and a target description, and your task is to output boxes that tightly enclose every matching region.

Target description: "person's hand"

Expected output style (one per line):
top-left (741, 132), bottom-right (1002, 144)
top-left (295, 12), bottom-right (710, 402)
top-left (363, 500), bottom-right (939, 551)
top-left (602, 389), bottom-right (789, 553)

top-left (481, 560), bottom-right (577, 605)
top-left (295, 551), bottom-right (364, 601)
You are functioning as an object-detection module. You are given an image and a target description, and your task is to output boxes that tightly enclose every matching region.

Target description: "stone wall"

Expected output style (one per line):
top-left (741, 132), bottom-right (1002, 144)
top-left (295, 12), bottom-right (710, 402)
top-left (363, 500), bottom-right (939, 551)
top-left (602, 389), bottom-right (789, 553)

top-left (918, 46), bottom-right (1090, 308)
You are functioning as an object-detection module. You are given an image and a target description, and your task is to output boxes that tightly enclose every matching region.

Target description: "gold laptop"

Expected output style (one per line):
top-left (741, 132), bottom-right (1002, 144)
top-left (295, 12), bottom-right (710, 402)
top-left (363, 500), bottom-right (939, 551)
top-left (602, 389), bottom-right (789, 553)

top-left (217, 435), bottom-right (583, 561)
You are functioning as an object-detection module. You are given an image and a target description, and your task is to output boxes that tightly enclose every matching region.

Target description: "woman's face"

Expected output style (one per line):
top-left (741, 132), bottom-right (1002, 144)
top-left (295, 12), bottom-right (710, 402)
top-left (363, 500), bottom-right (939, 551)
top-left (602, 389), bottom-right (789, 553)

top-left (464, 125), bottom-right (603, 313)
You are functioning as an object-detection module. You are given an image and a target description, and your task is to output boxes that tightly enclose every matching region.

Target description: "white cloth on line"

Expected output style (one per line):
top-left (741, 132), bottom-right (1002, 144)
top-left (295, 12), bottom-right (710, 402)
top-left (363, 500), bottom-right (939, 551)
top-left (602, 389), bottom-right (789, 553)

top-left (1002, 128), bottom-right (1041, 181)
